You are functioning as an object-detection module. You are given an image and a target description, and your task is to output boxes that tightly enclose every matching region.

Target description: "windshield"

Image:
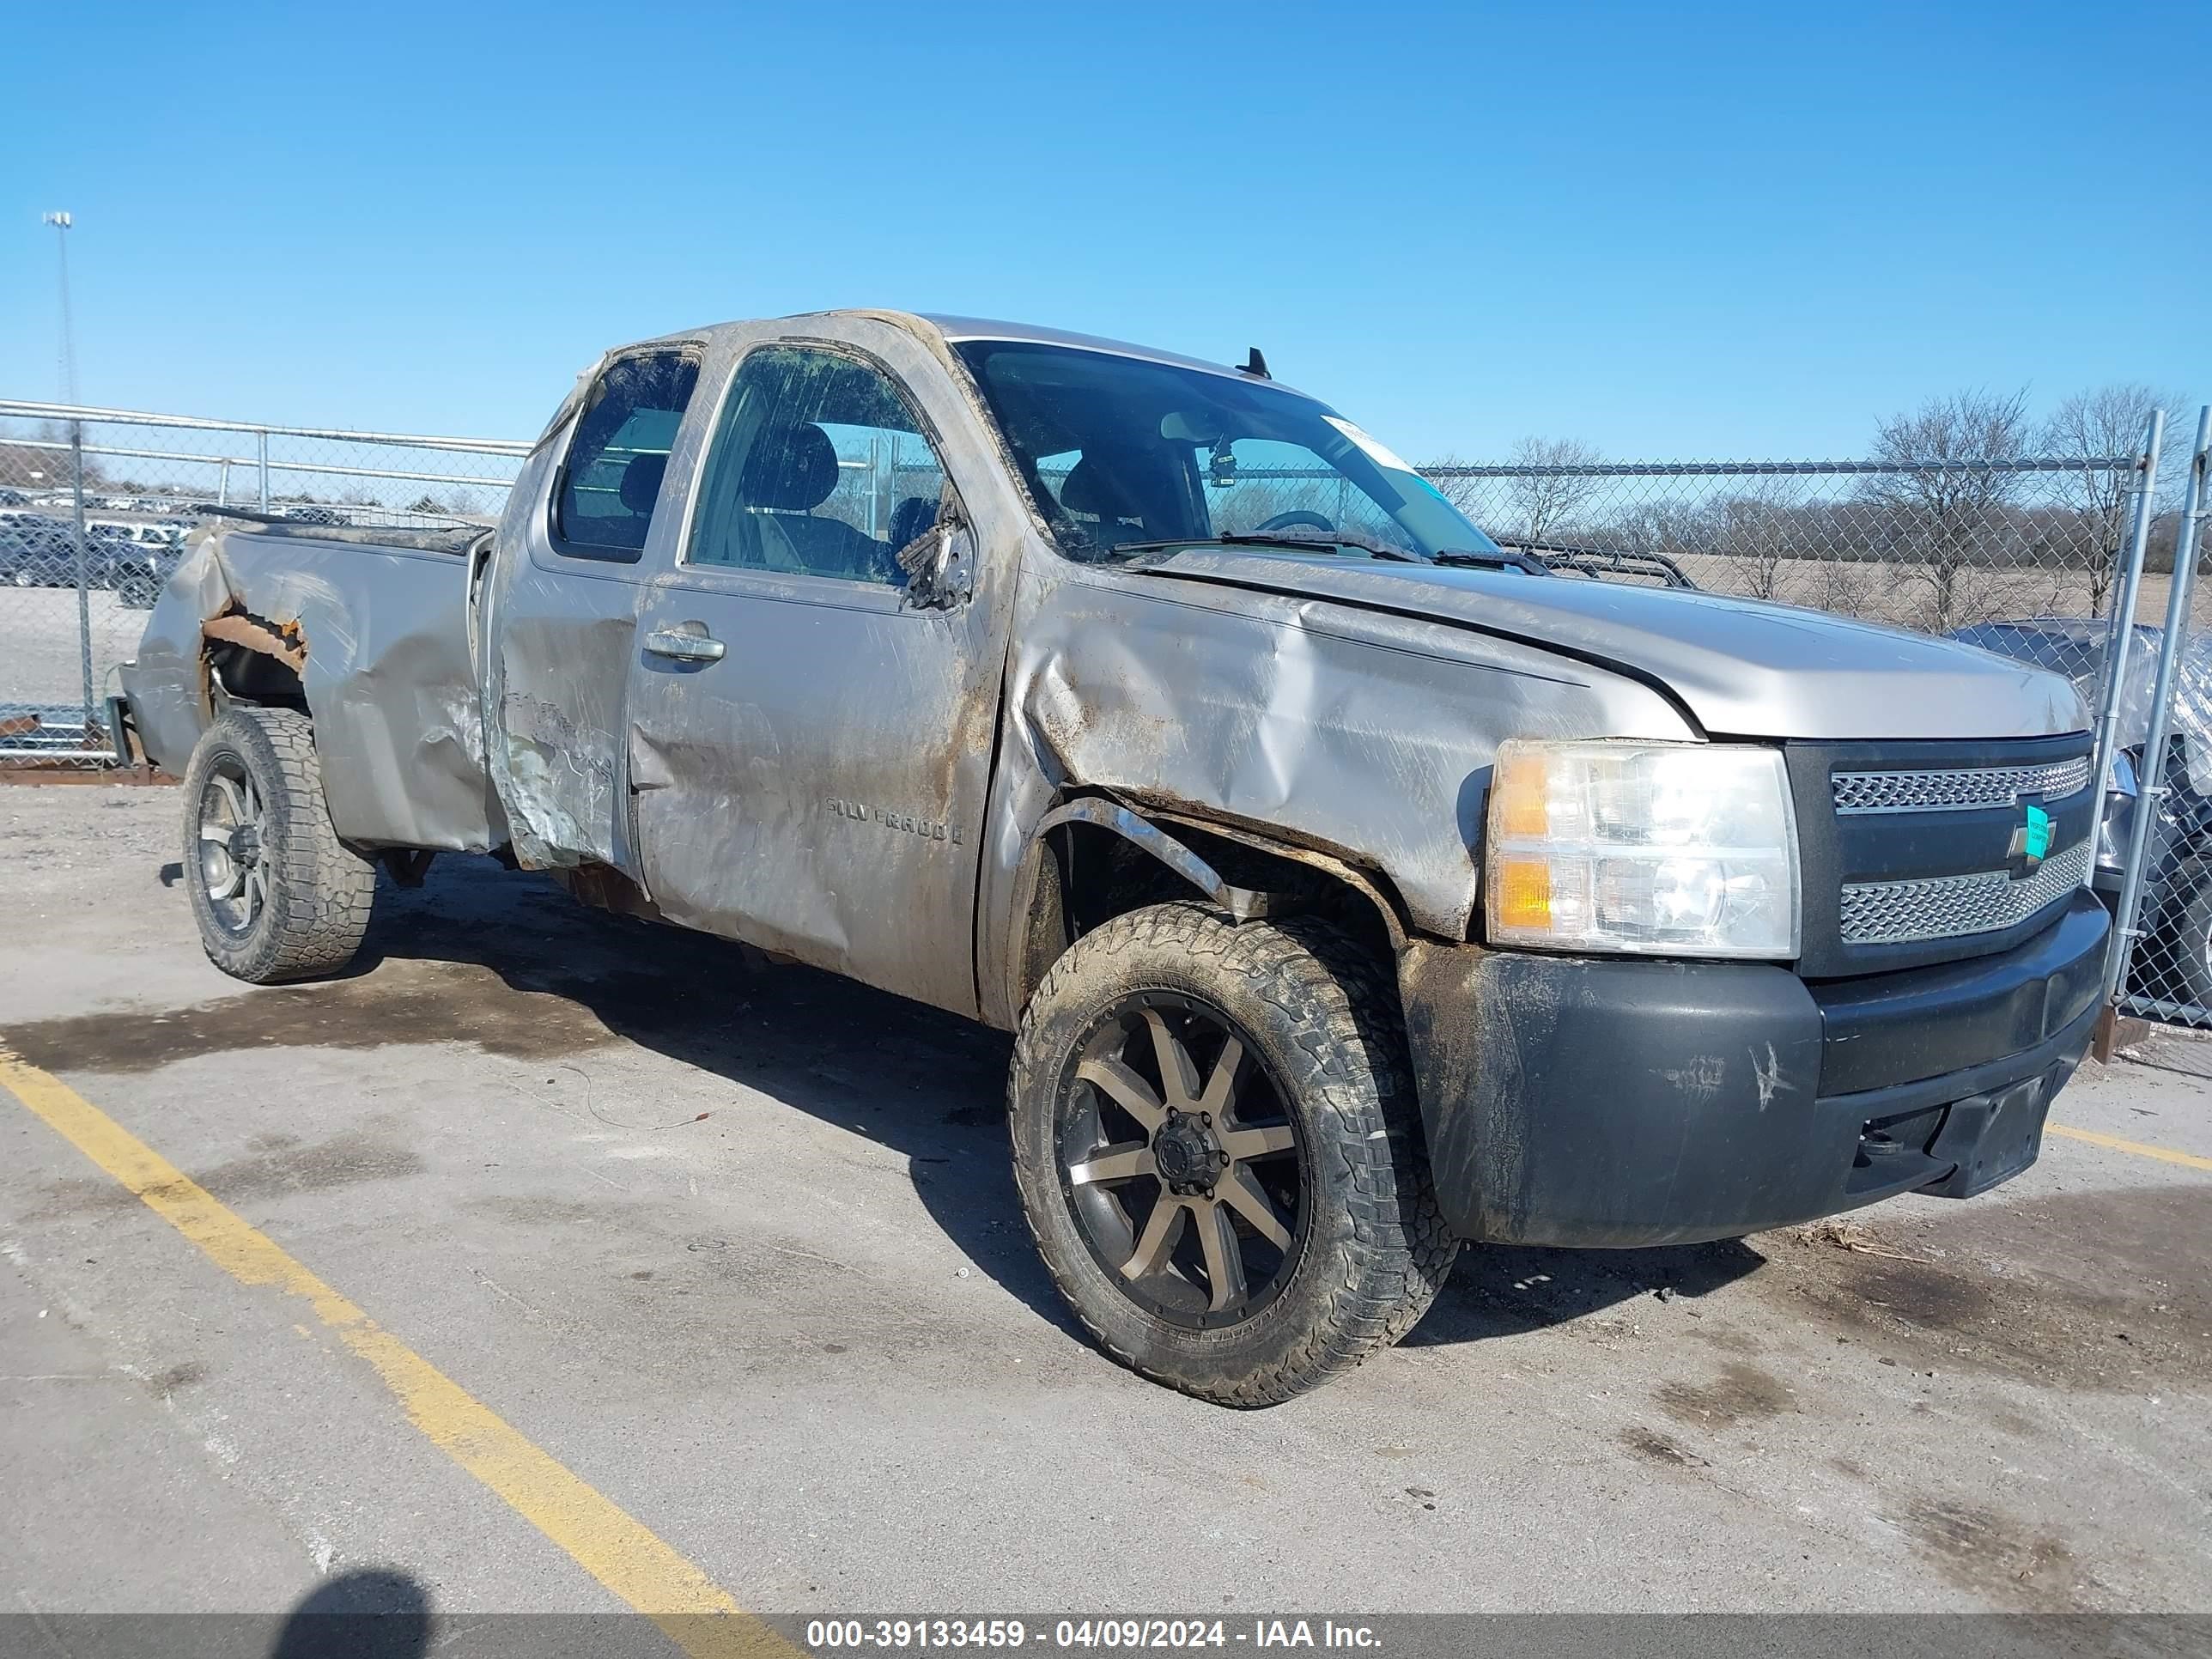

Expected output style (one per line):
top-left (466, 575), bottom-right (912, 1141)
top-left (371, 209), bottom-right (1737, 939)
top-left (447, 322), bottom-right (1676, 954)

top-left (952, 340), bottom-right (1501, 563)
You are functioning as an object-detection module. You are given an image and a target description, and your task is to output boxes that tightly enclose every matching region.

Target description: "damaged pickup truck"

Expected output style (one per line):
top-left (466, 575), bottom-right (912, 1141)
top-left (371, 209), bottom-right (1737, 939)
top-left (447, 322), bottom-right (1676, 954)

top-left (124, 312), bottom-right (2107, 1405)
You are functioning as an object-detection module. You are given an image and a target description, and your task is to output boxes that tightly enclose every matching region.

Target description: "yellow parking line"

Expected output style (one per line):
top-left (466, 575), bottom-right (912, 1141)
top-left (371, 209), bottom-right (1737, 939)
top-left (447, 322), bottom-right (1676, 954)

top-left (2048, 1121), bottom-right (2212, 1173)
top-left (0, 1048), bottom-right (792, 1659)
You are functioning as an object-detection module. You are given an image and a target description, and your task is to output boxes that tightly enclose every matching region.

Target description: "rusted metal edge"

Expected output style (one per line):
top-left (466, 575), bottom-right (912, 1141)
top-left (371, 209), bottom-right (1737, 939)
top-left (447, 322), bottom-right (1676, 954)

top-left (1147, 807), bottom-right (1414, 949)
top-left (202, 604), bottom-right (308, 672)
top-left (1034, 797), bottom-right (1282, 922)
top-left (2090, 1005), bottom-right (2154, 1063)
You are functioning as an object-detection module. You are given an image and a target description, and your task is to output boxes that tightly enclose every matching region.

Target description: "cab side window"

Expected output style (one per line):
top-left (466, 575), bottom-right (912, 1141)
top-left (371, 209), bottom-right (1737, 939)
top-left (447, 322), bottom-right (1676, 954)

top-left (553, 352), bottom-right (700, 561)
top-left (687, 347), bottom-right (950, 588)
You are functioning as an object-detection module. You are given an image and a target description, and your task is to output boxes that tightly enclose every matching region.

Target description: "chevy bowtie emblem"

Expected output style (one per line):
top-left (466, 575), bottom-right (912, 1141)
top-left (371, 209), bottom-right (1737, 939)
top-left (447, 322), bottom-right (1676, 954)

top-left (2006, 802), bottom-right (2052, 876)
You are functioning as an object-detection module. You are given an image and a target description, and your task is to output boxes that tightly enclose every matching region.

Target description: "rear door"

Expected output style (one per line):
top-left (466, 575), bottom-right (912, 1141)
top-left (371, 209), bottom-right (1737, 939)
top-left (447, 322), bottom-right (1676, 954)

top-left (623, 331), bottom-right (1011, 1017)
top-left (481, 347), bottom-right (700, 868)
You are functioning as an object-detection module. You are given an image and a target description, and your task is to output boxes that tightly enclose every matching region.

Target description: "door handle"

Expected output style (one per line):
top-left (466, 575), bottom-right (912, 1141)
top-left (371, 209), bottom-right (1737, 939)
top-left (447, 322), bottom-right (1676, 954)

top-left (643, 626), bottom-right (726, 663)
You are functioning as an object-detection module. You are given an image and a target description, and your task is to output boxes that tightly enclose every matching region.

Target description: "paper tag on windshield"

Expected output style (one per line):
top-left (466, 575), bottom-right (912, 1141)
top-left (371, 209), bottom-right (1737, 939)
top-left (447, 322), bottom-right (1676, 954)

top-left (1323, 416), bottom-right (1418, 476)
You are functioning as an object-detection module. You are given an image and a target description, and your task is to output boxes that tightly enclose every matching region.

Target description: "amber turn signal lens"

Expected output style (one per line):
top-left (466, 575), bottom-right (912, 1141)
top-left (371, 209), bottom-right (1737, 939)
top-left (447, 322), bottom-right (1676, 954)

top-left (1493, 858), bottom-right (1553, 932)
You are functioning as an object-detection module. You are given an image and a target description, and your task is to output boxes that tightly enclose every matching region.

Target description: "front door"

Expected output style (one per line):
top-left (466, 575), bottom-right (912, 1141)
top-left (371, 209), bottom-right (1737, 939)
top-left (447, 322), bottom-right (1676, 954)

top-left (623, 338), bottom-right (1006, 1017)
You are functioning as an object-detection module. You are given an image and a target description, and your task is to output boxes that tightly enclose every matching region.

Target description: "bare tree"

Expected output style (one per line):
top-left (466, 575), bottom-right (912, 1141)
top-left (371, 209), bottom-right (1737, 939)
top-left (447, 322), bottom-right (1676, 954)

top-left (1813, 547), bottom-right (1886, 623)
top-left (2042, 383), bottom-right (2177, 617)
top-left (1423, 452), bottom-right (1490, 522)
top-left (1863, 388), bottom-right (2032, 632)
top-left (1499, 436), bottom-right (1604, 547)
top-left (1717, 479), bottom-right (1803, 603)
top-left (1427, 439), bottom-right (1607, 550)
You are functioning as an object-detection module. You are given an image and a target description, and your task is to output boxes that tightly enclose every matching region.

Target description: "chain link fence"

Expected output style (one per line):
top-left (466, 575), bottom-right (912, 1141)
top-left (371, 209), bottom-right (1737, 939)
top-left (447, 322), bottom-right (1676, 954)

top-left (1425, 453), bottom-right (2185, 635)
top-left (2099, 411), bottom-right (2212, 1065)
top-left (10, 390), bottom-right (2212, 1058)
top-left (0, 401), bottom-right (526, 763)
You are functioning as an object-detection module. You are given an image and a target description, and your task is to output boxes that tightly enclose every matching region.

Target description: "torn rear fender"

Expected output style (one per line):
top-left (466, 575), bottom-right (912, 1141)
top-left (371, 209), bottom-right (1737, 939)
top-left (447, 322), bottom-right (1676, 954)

top-left (121, 528), bottom-right (502, 853)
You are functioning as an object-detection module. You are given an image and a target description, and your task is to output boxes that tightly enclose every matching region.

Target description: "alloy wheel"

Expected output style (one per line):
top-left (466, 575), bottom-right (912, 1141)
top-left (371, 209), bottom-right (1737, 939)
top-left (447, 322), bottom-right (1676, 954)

top-left (1057, 992), bottom-right (1308, 1328)
top-left (197, 760), bottom-right (269, 936)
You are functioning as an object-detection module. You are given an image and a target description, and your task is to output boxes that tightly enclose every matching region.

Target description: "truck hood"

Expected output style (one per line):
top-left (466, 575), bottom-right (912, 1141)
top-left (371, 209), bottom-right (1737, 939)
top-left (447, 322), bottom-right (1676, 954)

top-left (1133, 550), bottom-right (2087, 741)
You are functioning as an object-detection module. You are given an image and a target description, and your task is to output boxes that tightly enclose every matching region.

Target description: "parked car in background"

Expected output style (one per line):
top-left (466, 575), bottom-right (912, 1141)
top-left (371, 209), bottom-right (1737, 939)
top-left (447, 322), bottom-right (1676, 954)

top-left (0, 519), bottom-right (80, 586)
top-left (90, 519), bottom-right (185, 548)
top-left (1952, 617), bottom-right (2212, 1005)
top-left (0, 514), bottom-right (183, 604)
top-left (112, 538), bottom-right (185, 608)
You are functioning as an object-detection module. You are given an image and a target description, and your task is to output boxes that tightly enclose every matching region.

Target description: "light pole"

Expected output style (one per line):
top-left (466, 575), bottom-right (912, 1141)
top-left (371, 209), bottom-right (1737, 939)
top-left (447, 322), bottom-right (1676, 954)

top-left (42, 210), bottom-right (94, 739)
top-left (43, 210), bottom-right (76, 404)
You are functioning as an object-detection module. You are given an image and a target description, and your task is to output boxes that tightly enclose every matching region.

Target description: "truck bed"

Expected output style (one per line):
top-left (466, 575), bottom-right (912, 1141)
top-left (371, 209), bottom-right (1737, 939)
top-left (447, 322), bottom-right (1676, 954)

top-left (123, 520), bottom-right (504, 853)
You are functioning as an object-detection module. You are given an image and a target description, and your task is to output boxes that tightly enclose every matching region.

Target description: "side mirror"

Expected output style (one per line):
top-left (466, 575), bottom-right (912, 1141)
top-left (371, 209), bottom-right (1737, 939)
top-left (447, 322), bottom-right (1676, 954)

top-left (897, 517), bottom-right (975, 610)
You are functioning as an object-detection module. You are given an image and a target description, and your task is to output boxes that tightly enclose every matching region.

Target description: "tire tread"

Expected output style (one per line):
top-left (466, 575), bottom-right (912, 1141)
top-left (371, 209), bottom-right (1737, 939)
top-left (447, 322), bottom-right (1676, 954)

top-left (1009, 902), bottom-right (1456, 1407)
top-left (182, 707), bottom-right (375, 983)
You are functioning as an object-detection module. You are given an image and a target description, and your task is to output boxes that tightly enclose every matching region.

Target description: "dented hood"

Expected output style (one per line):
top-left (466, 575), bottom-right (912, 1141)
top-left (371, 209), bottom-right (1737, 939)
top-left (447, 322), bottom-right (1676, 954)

top-left (1133, 550), bottom-right (2087, 741)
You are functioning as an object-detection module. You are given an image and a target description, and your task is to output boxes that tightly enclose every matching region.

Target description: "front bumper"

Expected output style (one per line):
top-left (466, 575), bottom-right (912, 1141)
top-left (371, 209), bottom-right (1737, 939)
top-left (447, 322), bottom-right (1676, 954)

top-left (1397, 890), bottom-right (2109, 1247)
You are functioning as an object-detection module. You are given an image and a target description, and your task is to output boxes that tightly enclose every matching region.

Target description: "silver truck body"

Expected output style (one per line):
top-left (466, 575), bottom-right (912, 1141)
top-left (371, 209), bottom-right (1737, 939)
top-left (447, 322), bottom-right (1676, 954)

top-left (125, 310), bottom-right (2103, 1256)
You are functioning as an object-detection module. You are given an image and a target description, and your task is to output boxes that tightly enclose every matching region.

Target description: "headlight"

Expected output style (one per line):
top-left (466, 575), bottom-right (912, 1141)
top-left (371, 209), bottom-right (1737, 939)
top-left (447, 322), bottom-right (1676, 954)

top-left (1485, 739), bottom-right (1800, 959)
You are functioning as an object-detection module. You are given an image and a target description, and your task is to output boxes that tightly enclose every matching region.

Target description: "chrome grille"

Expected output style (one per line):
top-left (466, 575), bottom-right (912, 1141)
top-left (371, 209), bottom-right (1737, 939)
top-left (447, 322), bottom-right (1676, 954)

top-left (1838, 842), bottom-right (2090, 945)
top-left (1832, 757), bottom-right (2091, 815)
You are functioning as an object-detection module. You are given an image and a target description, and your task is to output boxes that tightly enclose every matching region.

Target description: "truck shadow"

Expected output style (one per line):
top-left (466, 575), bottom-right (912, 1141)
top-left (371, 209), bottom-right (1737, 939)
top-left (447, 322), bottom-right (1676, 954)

top-left (346, 857), bottom-right (1765, 1351)
top-left (1407, 1236), bottom-right (1765, 1346)
top-left (349, 858), bottom-right (1073, 1328)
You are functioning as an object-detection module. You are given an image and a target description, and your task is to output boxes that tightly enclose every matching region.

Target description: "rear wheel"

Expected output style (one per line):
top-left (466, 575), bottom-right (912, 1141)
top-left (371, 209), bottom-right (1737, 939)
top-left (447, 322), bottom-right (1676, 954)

top-left (1009, 902), bottom-right (1455, 1406)
top-left (181, 708), bottom-right (376, 983)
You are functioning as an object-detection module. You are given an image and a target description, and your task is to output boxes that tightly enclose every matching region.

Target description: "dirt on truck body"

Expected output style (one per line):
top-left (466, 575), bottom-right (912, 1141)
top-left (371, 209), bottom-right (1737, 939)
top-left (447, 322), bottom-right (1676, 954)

top-left (124, 308), bottom-right (2105, 1403)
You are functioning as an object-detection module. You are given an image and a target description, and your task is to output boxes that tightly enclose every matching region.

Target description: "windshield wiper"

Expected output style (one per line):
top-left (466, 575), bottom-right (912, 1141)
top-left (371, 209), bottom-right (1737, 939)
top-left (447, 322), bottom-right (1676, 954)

top-left (1216, 530), bottom-right (1426, 562)
top-left (1095, 531), bottom-right (1425, 563)
top-left (1433, 546), bottom-right (1552, 576)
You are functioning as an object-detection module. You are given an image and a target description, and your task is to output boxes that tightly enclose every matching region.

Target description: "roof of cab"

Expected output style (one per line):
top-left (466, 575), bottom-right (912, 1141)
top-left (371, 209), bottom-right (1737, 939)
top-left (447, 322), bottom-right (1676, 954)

top-left (619, 310), bottom-right (1308, 394)
top-left (917, 313), bottom-right (1271, 384)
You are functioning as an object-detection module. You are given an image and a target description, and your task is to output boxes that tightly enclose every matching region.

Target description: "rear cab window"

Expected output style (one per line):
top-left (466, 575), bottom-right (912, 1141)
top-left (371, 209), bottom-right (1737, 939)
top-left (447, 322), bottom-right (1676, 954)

top-left (551, 352), bottom-right (701, 562)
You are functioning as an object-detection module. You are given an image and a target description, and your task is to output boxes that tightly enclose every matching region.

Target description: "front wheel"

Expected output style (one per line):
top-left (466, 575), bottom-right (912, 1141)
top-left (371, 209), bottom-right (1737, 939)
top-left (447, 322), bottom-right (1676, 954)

top-left (1009, 902), bottom-right (1456, 1406)
top-left (181, 707), bottom-right (377, 983)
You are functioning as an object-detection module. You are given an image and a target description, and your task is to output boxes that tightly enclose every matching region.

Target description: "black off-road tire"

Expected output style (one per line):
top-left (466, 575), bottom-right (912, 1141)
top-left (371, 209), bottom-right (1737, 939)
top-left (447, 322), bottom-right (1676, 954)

top-left (1009, 902), bottom-right (1457, 1406)
top-left (181, 707), bottom-right (376, 983)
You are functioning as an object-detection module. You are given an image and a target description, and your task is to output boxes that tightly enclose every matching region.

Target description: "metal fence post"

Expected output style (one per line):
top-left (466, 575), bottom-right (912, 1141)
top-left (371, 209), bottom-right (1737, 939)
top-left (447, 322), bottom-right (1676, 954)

top-left (70, 421), bottom-right (94, 739)
top-left (2085, 409), bottom-right (2167, 889)
top-left (2107, 405), bottom-right (2212, 1002)
top-left (258, 428), bottom-right (270, 510)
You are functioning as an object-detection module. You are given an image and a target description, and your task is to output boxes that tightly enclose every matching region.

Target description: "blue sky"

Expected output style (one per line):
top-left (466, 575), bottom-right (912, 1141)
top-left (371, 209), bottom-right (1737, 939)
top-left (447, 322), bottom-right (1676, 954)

top-left (5, 1), bottom-right (2206, 459)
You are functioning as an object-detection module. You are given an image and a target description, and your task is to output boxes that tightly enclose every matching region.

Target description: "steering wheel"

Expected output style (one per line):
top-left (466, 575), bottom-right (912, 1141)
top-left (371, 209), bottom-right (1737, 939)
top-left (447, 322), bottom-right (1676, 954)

top-left (1253, 510), bottom-right (1335, 534)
